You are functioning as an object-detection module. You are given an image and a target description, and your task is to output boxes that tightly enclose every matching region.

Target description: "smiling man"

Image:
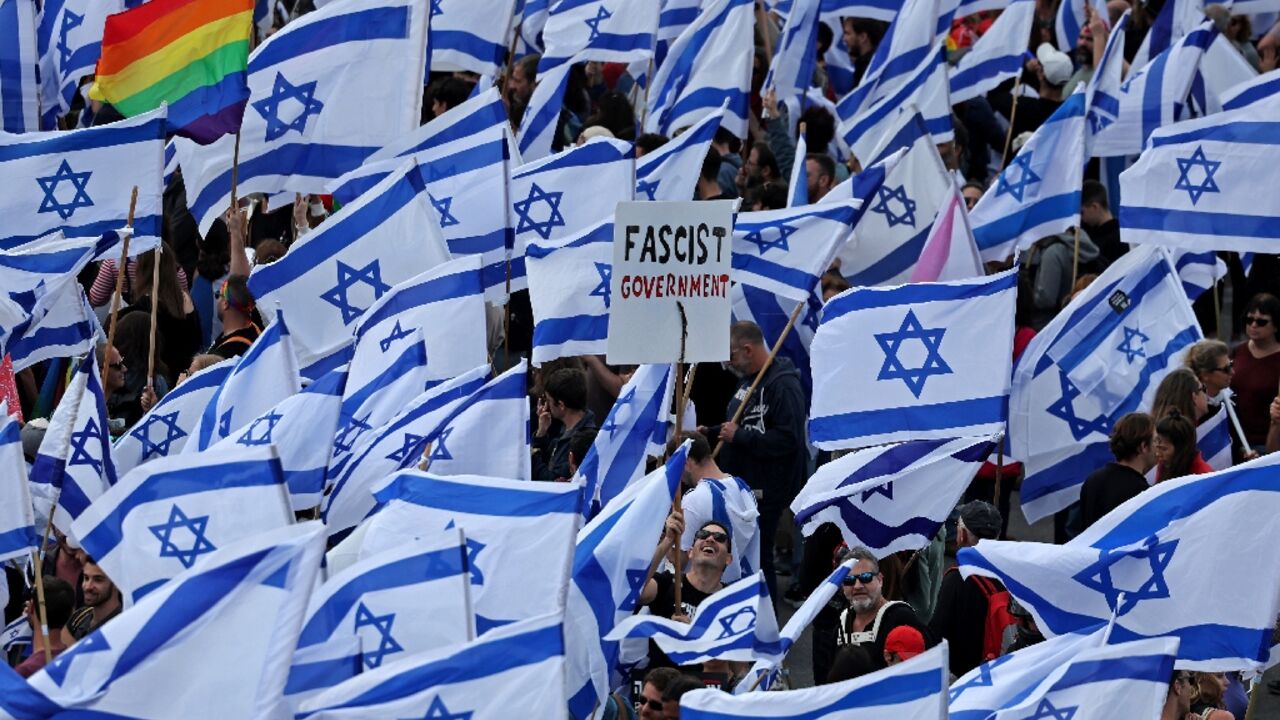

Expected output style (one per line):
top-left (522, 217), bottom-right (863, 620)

top-left (834, 546), bottom-right (934, 671)
top-left (638, 516), bottom-right (734, 669)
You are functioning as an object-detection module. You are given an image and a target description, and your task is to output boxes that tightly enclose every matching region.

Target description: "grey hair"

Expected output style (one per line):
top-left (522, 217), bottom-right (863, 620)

top-left (842, 545), bottom-right (880, 573)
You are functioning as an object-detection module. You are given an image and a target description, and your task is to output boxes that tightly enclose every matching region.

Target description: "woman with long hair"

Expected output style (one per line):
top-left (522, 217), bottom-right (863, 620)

top-left (122, 243), bottom-right (201, 387)
top-left (1153, 410), bottom-right (1212, 482)
top-left (1189, 671), bottom-right (1236, 719)
top-left (1150, 368), bottom-right (1209, 424)
top-left (109, 312), bottom-right (170, 427)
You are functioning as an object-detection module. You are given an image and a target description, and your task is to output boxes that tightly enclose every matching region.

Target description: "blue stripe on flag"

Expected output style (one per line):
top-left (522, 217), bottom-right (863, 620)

top-left (533, 314), bottom-right (608, 347)
top-left (809, 395), bottom-right (1007, 444)
top-left (250, 6), bottom-right (411, 73)
top-left (1120, 207), bottom-right (1278, 240)
top-left (822, 270), bottom-right (1017, 322)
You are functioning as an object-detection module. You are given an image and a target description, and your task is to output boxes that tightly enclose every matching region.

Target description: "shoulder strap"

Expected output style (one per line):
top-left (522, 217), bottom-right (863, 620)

top-left (869, 600), bottom-right (907, 636)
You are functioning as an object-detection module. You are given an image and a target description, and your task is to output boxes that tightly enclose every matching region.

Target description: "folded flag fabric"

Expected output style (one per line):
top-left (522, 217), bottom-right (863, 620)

top-left (0, 403), bottom-right (36, 564)
top-left (113, 357), bottom-right (234, 476)
top-left (949, 625), bottom-right (1106, 720)
top-left (0, 0), bottom-right (39, 133)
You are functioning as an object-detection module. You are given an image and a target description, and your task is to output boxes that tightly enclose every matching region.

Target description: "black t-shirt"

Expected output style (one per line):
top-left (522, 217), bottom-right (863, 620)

top-left (210, 325), bottom-right (261, 360)
top-left (1078, 462), bottom-right (1149, 532)
top-left (645, 571), bottom-right (720, 669)
top-left (840, 601), bottom-right (935, 671)
top-left (930, 568), bottom-right (1003, 677)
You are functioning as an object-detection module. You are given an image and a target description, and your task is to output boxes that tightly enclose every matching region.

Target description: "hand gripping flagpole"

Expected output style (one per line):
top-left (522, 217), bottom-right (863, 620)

top-left (102, 187), bottom-right (140, 400)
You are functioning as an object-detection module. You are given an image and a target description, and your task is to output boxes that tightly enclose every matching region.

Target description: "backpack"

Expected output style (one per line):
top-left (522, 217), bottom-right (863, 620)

top-left (971, 575), bottom-right (1018, 662)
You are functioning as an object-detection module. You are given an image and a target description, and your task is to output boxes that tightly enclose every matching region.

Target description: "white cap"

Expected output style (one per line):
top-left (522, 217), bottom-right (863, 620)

top-left (1036, 43), bottom-right (1073, 86)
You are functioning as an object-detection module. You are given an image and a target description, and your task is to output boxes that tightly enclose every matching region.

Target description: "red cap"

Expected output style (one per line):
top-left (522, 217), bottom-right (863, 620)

top-left (884, 626), bottom-right (925, 660)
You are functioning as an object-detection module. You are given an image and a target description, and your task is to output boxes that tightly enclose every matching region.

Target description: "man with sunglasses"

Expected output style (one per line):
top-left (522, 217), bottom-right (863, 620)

top-left (673, 433), bottom-right (760, 584)
top-left (834, 546), bottom-right (934, 671)
top-left (208, 275), bottom-right (261, 360)
top-left (638, 519), bottom-right (734, 668)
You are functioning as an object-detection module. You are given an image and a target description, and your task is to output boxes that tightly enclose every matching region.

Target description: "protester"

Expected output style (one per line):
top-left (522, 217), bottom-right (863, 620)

top-left (64, 558), bottom-right (121, 642)
top-left (635, 667), bottom-right (680, 720)
top-left (930, 501), bottom-right (1009, 676)
top-left (1077, 413), bottom-right (1157, 531)
top-left (1230, 294), bottom-right (1280, 451)
top-left (1189, 672), bottom-right (1237, 720)
top-left (207, 275), bottom-right (260, 359)
top-left (1162, 671), bottom-right (1195, 720)
top-left (833, 546), bottom-right (935, 671)
top-left (13, 578), bottom-right (74, 677)
top-left (638, 517), bottom-right (732, 669)
top-left (1154, 410), bottom-right (1213, 482)
top-left (532, 367), bottom-right (596, 481)
top-left (1151, 368), bottom-right (1209, 424)
top-left (661, 675), bottom-right (705, 720)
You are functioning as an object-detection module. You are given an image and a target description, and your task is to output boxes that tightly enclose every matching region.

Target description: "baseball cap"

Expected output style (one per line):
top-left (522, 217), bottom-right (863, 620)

top-left (1035, 43), bottom-right (1073, 86)
top-left (957, 500), bottom-right (1003, 540)
top-left (884, 626), bottom-right (926, 660)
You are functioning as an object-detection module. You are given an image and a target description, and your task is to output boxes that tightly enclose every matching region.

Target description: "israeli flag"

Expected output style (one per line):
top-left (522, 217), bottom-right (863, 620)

top-left (249, 159), bottom-right (452, 366)
top-left (733, 201), bottom-right (861, 303)
top-left (0, 107), bottom-right (165, 252)
top-left (762, 0), bottom-right (820, 102)
top-left (950, 626), bottom-right (1106, 720)
top-left (1197, 405), bottom-right (1231, 471)
top-left (1084, 10), bottom-right (1128, 139)
top-left (176, 0), bottom-right (429, 235)
top-left (606, 571), bottom-right (782, 666)
top-left (819, 0), bottom-right (900, 22)
top-left (788, 133), bottom-right (809, 207)
top-left (428, 0), bottom-right (519, 75)
top-left (564, 443), bottom-right (686, 720)
top-left (357, 470), bottom-right (582, 631)
top-left (645, 0), bottom-right (753, 137)
top-left (527, 221), bottom-right (614, 365)
top-left (539, 0), bottom-right (658, 68)
top-left (732, 284), bottom-right (823, 399)
top-left (163, 140), bottom-right (178, 187)
top-left (792, 436), bottom-right (998, 556)
top-left (285, 529), bottom-right (474, 707)
top-left (1055, 0), bottom-right (1108, 49)
top-left (681, 476), bottom-right (760, 582)
top-left (950, 0), bottom-right (1035, 104)
top-left (190, 309), bottom-right (301, 452)
top-left (1171, 249), bottom-right (1226, 302)
top-left (809, 270), bottom-right (1017, 449)
top-left (29, 352), bottom-right (116, 540)
top-left (72, 444), bottom-right (295, 603)
top-left (320, 365), bottom-right (489, 537)
top-left (0, 405), bottom-right (36, 563)
top-left (1129, 0), bottom-right (1201, 68)
top-left (331, 338), bottom-right (430, 479)
top-left (970, 93), bottom-right (1086, 262)
top-left (575, 363), bottom-right (673, 517)
top-left (517, 0), bottom-right (550, 53)
top-left (2, 271), bottom-right (99, 373)
top-left (6, 522), bottom-right (325, 719)
top-left (1, 614), bottom-right (31, 653)
top-left (295, 613), bottom-right (568, 720)
top-left (1221, 68), bottom-right (1280, 112)
top-left (1191, 34), bottom-right (1258, 116)
top-left (963, 452), bottom-right (1280, 668)
top-left (841, 43), bottom-right (953, 164)
top-left (635, 108), bottom-right (725, 202)
top-left (1012, 245), bottom-right (1201, 523)
top-left (910, 183), bottom-right (985, 283)
top-left (417, 360), bottom-right (531, 481)
top-left (0, 0), bottom-right (38, 133)
top-left (990, 637), bottom-right (1178, 720)
top-left (1119, 104), bottom-right (1280, 254)
top-left (113, 359), bottom-right (235, 477)
top-left (34, 0), bottom-right (123, 128)
top-left (685, 643), bottom-right (949, 719)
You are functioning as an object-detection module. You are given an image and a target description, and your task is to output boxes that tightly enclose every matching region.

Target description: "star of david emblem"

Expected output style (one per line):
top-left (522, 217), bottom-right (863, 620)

top-left (870, 184), bottom-right (918, 228)
top-left (56, 10), bottom-right (84, 66)
top-left (149, 505), bottom-right (217, 569)
top-left (333, 413), bottom-right (372, 455)
top-left (321, 260), bottom-right (392, 324)
top-left (386, 432), bottom-right (426, 464)
top-left (874, 310), bottom-right (952, 397)
top-left (1116, 326), bottom-right (1149, 364)
top-left (428, 427), bottom-right (454, 463)
top-left (1017, 698), bottom-right (1078, 720)
top-left (44, 632), bottom-right (111, 688)
top-left (379, 320), bottom-right (415, 353)
top-left (996, 153), bottom-right (1042, 203)
top-left (1173, 146), bottom-right (1221, 205)
top-left (742, 223), bottom-right (796, 255)
top-left (251, 72), bottom-right (325, 142)
top-left (236, 410), bottom-right (283, 446)
top-left (637, 178), bottom-right (660, 201)
top-left (860, 482), bottom-right (893, 503)
top-left (589, 261), bottom-right (612, 308)
top-left (218, 409), bottom-right (233, 437)
top-left (1073, 536), bottom-right (1178, 616)
top-left (801, 297), bottom-right (822, 333)
top-left (403, 697), bottom-right (474, 720)
top-left (354, 602), bottom-right (404, 670)
top-left (948, 653), bottom-right (1013, 703)
top-left (1046, 370), bottom-right (1108, 441)
top-left (601, 387), bottom-right (636, 439)
top-left (445, 524), bottom-right (485, 585)
top-left (619, 567), bottom-right (649, 612)
top-left (67, 418), bottom-right (105, 475)
top-left (429, 0), bottom-right (444, 18)
top-left (1120, 68), bottom-right (1145, 95)
top-left (36, 160), bottom-right (94, 220)
top-left (512, 182), bottom-right (566, 240)
top-left (716, 606), bottom-right (758, 639)
top-left (430, 193), bottom-right (459, 227)
top-left (584, 6), bottom-right (613, 42)
top-left (131, 411), bottom-right (187, 460)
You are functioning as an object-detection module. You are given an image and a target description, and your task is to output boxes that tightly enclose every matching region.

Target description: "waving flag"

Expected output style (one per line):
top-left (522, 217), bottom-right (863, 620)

top-left (329, 338), bottom-right (428, 480)
top-left (950, 0), bottom-right (1034, 104)
top-left (176, 0), bottom-right (429, 235)
top-left (732, 201), bottom-right (861, 302)
top-left (285, 529), bottom-right (473, 707)
top-left (686, 643), bottom-right (949, 719)
top-left (949, 626), bottom-right (1106, 720)
top-left (0, 405), bottom-right (36, 564)
top-left (635, 108), bottom-right (725, 202)
top-left (527, 221), bottom-right (614, 365)
top-left (2, 272), bottom-right (99, 373)
top-left (35, 0), bottom-right (124, 128)
top-left (787, 132), bottom-right (809, 207)
top-left (357, 470), bottom-right (582, 631)
top-left (539, 0), bottom-right (658, 68)
top-left (810, 270), bottom-right (1017, 449)
top-left (762, 0), bottom-right (820, 102)
top-left (6, 522), bottom-right (324, 719)
top-left (428, 0), bottom-right (519, 75)
top-left (792, 436), bottom-right (997, 556)
top-left (0, 0), bottom-right (38, 133)
top-left (29, 352), bottom-right (116, 540)
top-left (645, 0), bottom-right (753, 137)
top-left (964, 452), bottom-right (1280, 669)
top-left (910, 183), bottom-right (985, 282)
top-left (1221, 68), bottom-right (1280, 112)
top-left (1055, 0), bottom-right (1108, 50)
top-left (841, 43), bottom-right (952, 163)
top-left (564, 444), bottom-right (686, 720)
top-left (295, 613), bottom-right (567, 720)
top-left (114, 358), bottom-right (233, 476)
top-left (1171, 249), bottom-right (1226, 302)
top-left (1011, 245), bottom-right (1200, 523)
top-left (682, 476), bottom-right (760, 582)
top-left (249, 159), bottom-right (452, 366)
top-left (607, 571), bottom-right (782, 666)
top-left (1197, 405), bottom-right (1231, 471)
top-left (1119, 104), bottom-right (1280, 254)
top-left (0, 108), bottom-right (166, 251)
top-left (732, 284), bottom-right (822, 399)
top-left (834, 0), bottom-right (939, 123)
top-left (575, 363), bottom-right (673, 517)
top-left (416, 361), bottom-right (531, 481)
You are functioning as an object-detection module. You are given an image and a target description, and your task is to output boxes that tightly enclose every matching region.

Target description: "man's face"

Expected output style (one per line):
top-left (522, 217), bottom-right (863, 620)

top-left (1171, 672), bottom-right (1193, 713)
top-left (637, 682), bottom-right (665, 720)
top-left (842, 20), bottom-right (856, 54)
top-left (727, 341), bottom-right (754, 377)
top-left (1139, 435), bottom-right (1158, 472)
top-left (689, 523), bottom-right (731, 571)
top-left (962, 185), bottom-right (983, 209)
top-left (805, 159), bottom-right (825, 200)
top-left (507, 66), bottom-right (531, 103)
top-left (82, 563), bottom-right (116, 608)
top-left (543, 393), bottom-right (566, 422)
top-left (1080, 200), bottom-right (1104, 227)
top-left (841, 559), bottom-right (883, 612)
top-left (104, 347), bottom-right (126, 393)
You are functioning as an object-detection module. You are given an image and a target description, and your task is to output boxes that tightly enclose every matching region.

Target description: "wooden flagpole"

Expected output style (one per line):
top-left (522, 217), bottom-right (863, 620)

top-left (1000, 75), bottom-right (1024, 170)
top-left (1070, 225), bottom-right (1082, 289)
top-left (146, 245), bottom-right (163, 391)
top-left (712, 300), bottom-right (805, 460)
top-left (671, 302), bottom-right (689, 614)
top-left (102, 187), bottom-right (139, 399)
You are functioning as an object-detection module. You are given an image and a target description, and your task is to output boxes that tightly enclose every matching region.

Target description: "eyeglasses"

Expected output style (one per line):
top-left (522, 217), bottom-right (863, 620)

top-left (694, 529), bottom-right (729, 544)
top-left (1246, 315), bottom-right (1272, 327)
top-left (637, 698), bottom-right (663, 712)
top-left (1214, 362), bottom-right (1233, 374)
top-left (841, 571), bottom-right (878, 586)
top-left (108, 362), bottom-right (125, 371)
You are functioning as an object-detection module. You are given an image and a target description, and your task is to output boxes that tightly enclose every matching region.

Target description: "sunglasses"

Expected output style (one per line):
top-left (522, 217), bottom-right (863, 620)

top-left (108, 362), bottom-right (125, 371)
top-left (842, 571), bottom-right (878, 586)
top-left (694, 529), bottom-right (729, 544)
top-left (1214, 362), bottom-right (1233, 374)
top-left (1246, 315), bottom-right (1272, 327)
top-left (637, 698), bottom-right (663, 712)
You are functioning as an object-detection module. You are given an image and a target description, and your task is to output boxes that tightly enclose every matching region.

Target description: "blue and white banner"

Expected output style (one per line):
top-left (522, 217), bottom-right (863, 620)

top-left (416, 360), bottom-right (531, 481)
top-left (1197, 403), bottom-right (1232, 472)
top-left (250, 159), bottom-right (452, 366)
top-left (0, 405), bottom-right (36, 563)
top-left (762, 0), bottom-right (820, 103)
top-left (950, 0), bottom-right (1034, 104)
top-left (113, 359), bottom-right (234, 477)
top-left (606, 570), bottom-right (782, 666)
top-left (1171, 249), bottom-right (1227, 302)
top-left (644, 0), bottom-right (753, 138)
top-left (295, 613), bottom-right (568, 720)
top-left (3, 271), bottom-right (99, 373)
top-left (962, 451), bottom-right (1280, 669)
top-left (681, 475), bottom-right (760, 583)
top-left (329, 338), bottom-right (428, 479)
top-left (71, 444), bottom-right (294, 603)
top-left (841, 43), bottom-right (953, 164)
top-left (834, 0), bottom-right (940, 125)
top-left (35, 0), bottom-right (123, 128)
top-left (1220, 68), bottom-right (1280, 112)
top-left (0, 0), bottom-right (38, 133)
top-left (527, 220), bottom-right (613, 365)
top-left (1011, 245), bottom-right (1201, 523)
top-left (635, 108), bottom-right (725, 202)
top-left (428, 0), bottom-right (519, 75)
top-left (1119, 104), bottom-right (1280, 254)
top-left (1, 614), bottom-right (31, 653)
top-left (732, 201), bottom-right (861, 302)
top-left (176, 0), bottom-right (429, 235)
top-left (809, 270), bottom-right (1017, 449)
top-left (949, 626), bottom-right (1106, 720)
top-left (792, 436), bottom-right (997, 556)
top-left (539, 0), bottom-right (658, 69)
top-left (787, 132), bottom-right (809, 207)
top-left (0, 108), bottom-right (165, 252)
top-left (685, 643), bottom-right (949, 719)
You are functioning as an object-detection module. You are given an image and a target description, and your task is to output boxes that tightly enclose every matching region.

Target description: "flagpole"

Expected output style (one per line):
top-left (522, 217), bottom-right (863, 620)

top-left (102, 187), bottom-right (139, 400)
top-left (999, 75), bottom-right (1023, 169)
top-left (1070, 225), bottom-right (1082, 289)
top-left (755, 0), bottom-right (775, 65)
top-left (638, 56), bottom-right (655, 130)
top-left (1213, 280), bottom-right (1223, 341)
top-left (993, 431), bottom-right (1005, 514)
top-left (30, 549), bottom-right (53, 663)
top-left (671, 302), bottom-right (689, 615)
top-left (146, 245), bottom-right (162, 393)
top-left (501, 22), bottom-right (522, 96)
top-left (712, 300), bottom-right (805, 460)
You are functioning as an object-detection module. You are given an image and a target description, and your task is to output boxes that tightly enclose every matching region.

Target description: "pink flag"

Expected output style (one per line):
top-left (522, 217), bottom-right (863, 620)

top-left (909, 184), bottom-right (984, 283)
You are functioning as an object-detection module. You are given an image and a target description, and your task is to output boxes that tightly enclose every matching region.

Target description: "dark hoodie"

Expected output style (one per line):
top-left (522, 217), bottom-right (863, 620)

top-left (711, 356), bottom-right (808, 508)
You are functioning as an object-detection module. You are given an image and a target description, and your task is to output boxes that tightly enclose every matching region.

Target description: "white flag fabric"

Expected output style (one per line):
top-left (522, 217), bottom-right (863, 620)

top-left (962, 451), bottom-right (1280, 669)
top-left (792, 436), bottom-right (997, 557)
top-left (35, 0), bottom-right (124, 128)
top-left (72, 444), bottom-right (295, 603)
top-left (1055, 0), bottom-right (1109, 50)
top-left (428, 0), bottom-right (519, 75)
top-left (538, 0), bottom-right (659, 68)
top-left (731, 201), bottom-right (861, 303)
top-left (635, 108), bottom-right (725, 202)
top-left (762, 0), bottom-right (821, 102)
top-left (295, 613), bottom-right (568, 720)
top-left (949, 626), bottom-right (1106, 720)
top-left (809, 270), bottom-right (1017, 449)
top-left (1197, 404), bottom-right (1231, 471)
top-left (0, 404), bottom-right (36, 563)
top-left (841, 43), bottom-right (953, 164)
top-left (527, 220), bottom-right (614, 365)
top-left (114, 358), bottom-right (234, 477)
top-left (3, 271), bottom-right (99, 373)
top-left (0, 0), bottom-right (39, 133)
top-left (910, 183), bottom-right (985, 282)
top-left (950, 0), bottom-right (1035, 104)
top-left (684, 642), bottom-right (949, 719)
top-left (645, 0), bottom-right (753, 137)
top-left (1221, 68), bottom-right (1280, 112)
top-left (330, 338), bottom-right (429, 479)
top-left (681, 476), bottom-right (760, 582)
top-left (416, 360), bottom-right (531, 481)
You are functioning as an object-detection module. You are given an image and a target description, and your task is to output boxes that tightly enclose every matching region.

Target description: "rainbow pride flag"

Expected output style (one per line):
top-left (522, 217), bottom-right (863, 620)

top-left (90, 0), bottom-right (253, 144)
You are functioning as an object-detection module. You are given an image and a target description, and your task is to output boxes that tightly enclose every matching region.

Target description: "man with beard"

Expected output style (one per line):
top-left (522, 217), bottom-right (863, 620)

top-left (835, 546), bottom-right (934, 671)
top-left (638, 519), bottom-right (734, 669)
top-left (64, 558), bottom-right (122, 642)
